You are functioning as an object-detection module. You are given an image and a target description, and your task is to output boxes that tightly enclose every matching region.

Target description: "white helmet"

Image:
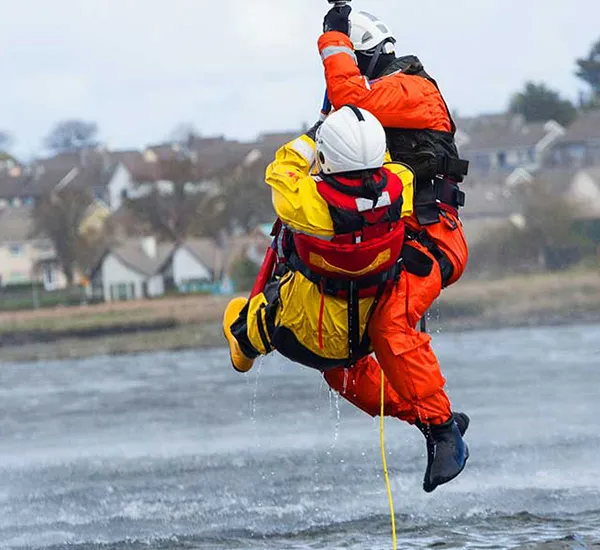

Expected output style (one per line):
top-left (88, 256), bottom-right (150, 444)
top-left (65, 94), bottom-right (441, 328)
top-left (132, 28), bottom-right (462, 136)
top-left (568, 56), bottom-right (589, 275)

top-left (316, 105), bottom-right (387, 175)
top-left (350, 11), bottom-right (396, 53)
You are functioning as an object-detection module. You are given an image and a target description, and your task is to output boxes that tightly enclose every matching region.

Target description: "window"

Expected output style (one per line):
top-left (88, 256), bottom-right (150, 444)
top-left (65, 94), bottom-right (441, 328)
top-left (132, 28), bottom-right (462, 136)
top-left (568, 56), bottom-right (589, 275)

top-left (9, 271), bottom-right (27, 282)
top-left (568, 144), bottom-right (586, 162)
top-left (43, 265), bottom-right (55, 286)
top-left (109, 283), bottom-right (132, 301)
top-left (9, 244), bottom-right (23, 256)
top-left (117, 283), bottom-right (129, 300)
top-left (497, 151), bottom-right (507, 168)
top-left (472, 154), bottom-right (491, 171)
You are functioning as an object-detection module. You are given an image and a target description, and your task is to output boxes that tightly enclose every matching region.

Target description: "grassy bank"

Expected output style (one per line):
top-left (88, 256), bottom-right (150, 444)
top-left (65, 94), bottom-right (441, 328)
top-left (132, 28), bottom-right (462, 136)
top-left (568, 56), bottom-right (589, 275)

top-left (435, 268), bottom-right (600, 330)
top-left (1, 268), bottom-right (599, 363)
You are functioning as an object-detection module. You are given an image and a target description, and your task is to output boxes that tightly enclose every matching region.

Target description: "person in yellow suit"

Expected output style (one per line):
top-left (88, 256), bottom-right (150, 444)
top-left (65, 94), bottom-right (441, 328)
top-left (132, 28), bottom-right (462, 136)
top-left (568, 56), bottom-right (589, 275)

top-left (223, 105), bottom-right (468, 492)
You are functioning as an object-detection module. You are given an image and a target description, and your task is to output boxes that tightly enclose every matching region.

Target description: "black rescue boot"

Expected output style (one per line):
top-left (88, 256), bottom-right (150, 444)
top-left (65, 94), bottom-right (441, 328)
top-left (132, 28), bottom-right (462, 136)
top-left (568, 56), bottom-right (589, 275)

top-left (417, 412), bottom-right (470, 493)
top-left (453, 411), bottom-right (470, 437)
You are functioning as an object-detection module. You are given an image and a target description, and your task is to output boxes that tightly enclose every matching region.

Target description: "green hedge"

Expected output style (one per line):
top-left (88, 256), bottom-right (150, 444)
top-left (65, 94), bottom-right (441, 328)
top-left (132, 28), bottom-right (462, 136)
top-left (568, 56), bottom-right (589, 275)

top-left (0, 287), bottom-right (86, 312)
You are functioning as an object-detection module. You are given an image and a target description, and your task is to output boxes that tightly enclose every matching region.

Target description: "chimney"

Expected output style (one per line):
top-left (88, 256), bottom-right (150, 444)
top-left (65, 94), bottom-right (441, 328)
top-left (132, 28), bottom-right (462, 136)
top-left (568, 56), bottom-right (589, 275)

top-left (141, 236), bottom-right (157, 258)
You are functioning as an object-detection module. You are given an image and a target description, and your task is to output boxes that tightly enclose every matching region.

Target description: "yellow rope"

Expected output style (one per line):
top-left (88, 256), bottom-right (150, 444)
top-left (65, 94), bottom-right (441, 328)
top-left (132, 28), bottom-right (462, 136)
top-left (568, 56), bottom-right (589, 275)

top-left (380, 368), bottom-right (397, 549)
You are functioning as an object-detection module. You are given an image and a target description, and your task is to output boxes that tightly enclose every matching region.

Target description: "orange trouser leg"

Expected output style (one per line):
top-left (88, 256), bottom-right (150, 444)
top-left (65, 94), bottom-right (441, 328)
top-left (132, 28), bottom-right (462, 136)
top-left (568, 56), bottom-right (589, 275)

top-left (405, 212), bottom-right (469, 287)
top-left (323, 355), bottom-right (416, 421)
top-left (324, 214), bottom-right (466, 425)
top-left (324, 247), bottom-right (452, 425)
top-left (368, 252), bottom-right (452, 425)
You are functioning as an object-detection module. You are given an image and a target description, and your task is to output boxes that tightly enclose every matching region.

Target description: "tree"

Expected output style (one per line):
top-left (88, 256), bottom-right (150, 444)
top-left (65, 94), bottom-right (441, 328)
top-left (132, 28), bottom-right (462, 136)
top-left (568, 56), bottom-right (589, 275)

top-left (468, 181), bottom-right (591, 275)
top-left (509, 82), bottom-right (577, 126)
top-left (126, 157), bottom-right (227, 241)
top-left (33, 187), bottom-right (97, 285)
top-left (576, 38), bottom-right (600, 107)
top-left (169, 123), bottom-right (199, 146)
top-left (0, 131), bottom-right (17, 163)
top-left (218, 154), bottom-right (274, 234)
top-left (44, 120), bottom-right (98, 153)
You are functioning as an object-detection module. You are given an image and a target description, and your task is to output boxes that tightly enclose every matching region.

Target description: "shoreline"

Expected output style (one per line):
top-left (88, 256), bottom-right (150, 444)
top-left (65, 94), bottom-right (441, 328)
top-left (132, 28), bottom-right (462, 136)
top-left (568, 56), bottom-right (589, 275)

top-left (1, 268), bottom-right (599, 364)
top-left (2, 309), bottom-right (600, 365)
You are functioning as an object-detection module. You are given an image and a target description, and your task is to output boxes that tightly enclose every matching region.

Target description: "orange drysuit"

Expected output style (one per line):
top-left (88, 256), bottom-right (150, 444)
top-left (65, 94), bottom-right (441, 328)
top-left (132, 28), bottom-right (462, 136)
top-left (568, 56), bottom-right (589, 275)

top-left (318, 31), bottom-right (470, 425)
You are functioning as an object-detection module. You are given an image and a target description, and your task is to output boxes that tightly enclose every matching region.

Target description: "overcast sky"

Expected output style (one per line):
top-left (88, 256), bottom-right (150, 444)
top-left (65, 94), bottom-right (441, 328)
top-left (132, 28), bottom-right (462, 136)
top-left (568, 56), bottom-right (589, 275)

top-left (1, 0), bottom-right (598, 158)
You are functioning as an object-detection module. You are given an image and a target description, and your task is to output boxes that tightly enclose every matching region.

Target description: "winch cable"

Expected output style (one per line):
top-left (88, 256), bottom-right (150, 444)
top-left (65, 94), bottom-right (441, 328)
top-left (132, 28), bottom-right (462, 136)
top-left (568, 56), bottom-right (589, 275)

top-left (380, 368), bottom-right (397, 550)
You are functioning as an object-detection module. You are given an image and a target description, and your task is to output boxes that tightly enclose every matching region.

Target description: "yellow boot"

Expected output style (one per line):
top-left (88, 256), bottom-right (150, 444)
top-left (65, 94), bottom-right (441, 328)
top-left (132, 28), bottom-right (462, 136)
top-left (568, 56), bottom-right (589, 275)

top-left (222, 297), bottom-right (255, 373)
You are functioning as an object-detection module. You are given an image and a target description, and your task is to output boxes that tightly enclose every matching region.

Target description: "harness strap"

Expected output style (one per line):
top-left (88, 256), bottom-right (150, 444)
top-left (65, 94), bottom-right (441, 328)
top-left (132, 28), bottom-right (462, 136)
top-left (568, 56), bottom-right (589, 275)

top-left (347, 280), bottom-right (360, 364)
top-left (435, 177), bottom-right (465, 210)
top-left (287, 251), bottom-right (403, 296)
top-left (437, 156), bottom-right (469, 182)
top-left (405, 228), bottom-right (454, 288)
top-left (345, 263), bottom-right (401, 368)
top-left (414, 177), bottom-right (465, 225)
top-left (256, 305), bottom-right (274, 354)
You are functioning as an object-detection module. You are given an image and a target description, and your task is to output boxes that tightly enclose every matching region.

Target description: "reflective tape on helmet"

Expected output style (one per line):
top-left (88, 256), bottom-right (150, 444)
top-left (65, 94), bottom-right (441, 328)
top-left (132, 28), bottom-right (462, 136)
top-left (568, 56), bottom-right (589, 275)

top-left (321, 45), bottom-right (357, 63)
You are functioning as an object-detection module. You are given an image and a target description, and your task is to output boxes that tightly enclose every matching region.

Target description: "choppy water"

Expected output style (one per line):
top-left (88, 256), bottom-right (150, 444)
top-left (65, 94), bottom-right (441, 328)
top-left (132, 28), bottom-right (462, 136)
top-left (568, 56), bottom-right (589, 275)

top-left (2, 324), bottom-right (600, 549)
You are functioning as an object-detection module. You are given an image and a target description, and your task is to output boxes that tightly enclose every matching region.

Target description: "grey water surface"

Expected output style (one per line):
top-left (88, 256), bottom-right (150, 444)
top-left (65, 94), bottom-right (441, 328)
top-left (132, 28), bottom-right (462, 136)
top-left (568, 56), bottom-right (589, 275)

top-left (2, 323), bottom-right (600, 549)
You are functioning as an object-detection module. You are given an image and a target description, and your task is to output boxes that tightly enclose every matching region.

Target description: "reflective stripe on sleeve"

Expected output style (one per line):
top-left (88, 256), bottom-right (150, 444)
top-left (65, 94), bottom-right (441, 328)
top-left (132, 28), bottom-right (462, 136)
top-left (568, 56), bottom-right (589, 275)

top-left (290, 137), bottom-right (315, 164)
top-left (320, 45), bottom-right (357, 63)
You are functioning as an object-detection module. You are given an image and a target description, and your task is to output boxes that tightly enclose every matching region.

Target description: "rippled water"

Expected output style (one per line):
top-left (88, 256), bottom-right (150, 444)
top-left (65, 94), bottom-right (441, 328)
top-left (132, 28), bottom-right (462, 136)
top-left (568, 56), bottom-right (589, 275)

top-left (1, 323), bottom-right (600, 549)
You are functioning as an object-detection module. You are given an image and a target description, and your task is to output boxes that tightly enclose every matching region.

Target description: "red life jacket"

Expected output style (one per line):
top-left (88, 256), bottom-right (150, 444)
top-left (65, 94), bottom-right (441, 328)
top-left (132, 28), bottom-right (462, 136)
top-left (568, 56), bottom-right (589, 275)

top-left (291, 167), bottom-right (405, 297)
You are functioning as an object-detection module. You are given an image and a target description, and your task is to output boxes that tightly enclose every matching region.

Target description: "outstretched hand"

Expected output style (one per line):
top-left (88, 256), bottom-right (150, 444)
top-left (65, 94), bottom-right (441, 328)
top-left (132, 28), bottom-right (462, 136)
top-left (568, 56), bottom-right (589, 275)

top-left (323, 5), bottom-right (352, 36)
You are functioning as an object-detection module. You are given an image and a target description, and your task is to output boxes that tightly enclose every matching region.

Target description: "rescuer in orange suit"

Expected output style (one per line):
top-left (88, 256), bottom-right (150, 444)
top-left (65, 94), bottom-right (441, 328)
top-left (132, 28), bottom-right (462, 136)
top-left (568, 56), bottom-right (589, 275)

top-left (223, 105), bottom-right (469, 493)
top-left (315, 6), bottom-right (472, 486)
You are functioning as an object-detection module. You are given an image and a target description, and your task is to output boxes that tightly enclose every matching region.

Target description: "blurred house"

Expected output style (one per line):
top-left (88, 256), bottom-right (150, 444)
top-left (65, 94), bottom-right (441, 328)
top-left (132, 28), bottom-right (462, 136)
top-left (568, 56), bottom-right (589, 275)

top-left (221, 227), bottom-right (272, 280)
top-left (548, 110), bottom-right (600, 168)
top-left (454, 111), bottom-right (600, 244)
top-left (163, 238), bottom-right (223, 293)
top-left (0, 206), bottom-right (67, 290)
top-left (0, 154), bottom-right (136, 212)
top-left (87, 236), bottom-right (174, 301)
top-left (460, 173), bottom-right (523, 245)
top-left (456, 114), bottom-right (565, 174)
top-left (88, 236), bottom-right (226, 301)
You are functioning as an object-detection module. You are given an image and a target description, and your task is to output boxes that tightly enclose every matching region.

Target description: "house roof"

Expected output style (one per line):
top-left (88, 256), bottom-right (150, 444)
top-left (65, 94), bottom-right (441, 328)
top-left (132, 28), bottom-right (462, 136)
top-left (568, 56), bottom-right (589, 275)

top-left (457, 114), bottom-right (550, 153)
top-left (110, 239), bottom-right (175, 277)
top-left (222, 232), bottom-right (272, 275)
top-left (555, 109), bottom-right (600, 144)
top-left (0, 158), bottom-right (120, 200)
top-left (183, 238), bottom-right (223, 276)
top-left (460, 177), bottom-right (522, 219)
top-left (0, 206), bottom-right (34, 242)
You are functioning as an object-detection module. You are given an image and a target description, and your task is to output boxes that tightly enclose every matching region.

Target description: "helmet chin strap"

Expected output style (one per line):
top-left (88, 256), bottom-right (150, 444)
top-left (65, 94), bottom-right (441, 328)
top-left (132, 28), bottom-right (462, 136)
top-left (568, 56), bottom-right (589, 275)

top-left (364, 41), bottom-right (387, 79)
top-left (363, 40), bottom-right (395, 79)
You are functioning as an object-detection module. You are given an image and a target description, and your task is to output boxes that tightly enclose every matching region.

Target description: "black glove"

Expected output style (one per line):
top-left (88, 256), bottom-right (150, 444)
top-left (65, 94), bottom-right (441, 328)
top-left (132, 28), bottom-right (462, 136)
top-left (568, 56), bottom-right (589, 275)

top-left (323, 5), bottom-right (352, 35)
top-left (304, 120), bottom-right (323, 141)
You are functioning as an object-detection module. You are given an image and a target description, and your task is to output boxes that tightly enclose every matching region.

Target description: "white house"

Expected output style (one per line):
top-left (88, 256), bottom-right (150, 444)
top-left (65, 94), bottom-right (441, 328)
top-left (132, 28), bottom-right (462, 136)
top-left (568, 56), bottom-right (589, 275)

top-left (163, 239), bottom-right (222, 292)
top-left (88, 237), bottom-right (174, 301)
top-left (0, 206), bottom-right (68, 290)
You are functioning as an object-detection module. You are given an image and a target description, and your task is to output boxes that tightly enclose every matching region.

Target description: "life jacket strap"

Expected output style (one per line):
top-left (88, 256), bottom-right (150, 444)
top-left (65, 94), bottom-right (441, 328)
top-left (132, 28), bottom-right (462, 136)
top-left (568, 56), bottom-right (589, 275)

top-left (286, 251), bottom-right (403, 297)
